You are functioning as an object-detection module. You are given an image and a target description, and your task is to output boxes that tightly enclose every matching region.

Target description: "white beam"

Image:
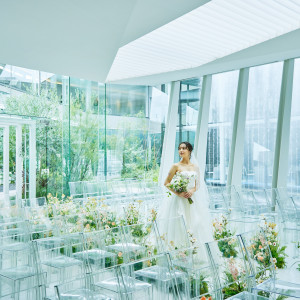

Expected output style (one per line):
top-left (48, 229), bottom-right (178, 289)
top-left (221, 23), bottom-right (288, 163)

top-left (29, 122), bottom-right (36, 199)
top-left (227, 68), bottom-right (249, 186)
top-left (272, 59), bottom-right (294, 189)
top-left (3, 126), bottom-right (10, 205)
top-left (158, 81), bottom-right (180, 185)
top-left (0, 116), bottom-right (36, 125)
top-left (16, 125), bottom-right (23, 205)
top-left (194, 75), bottom-right (212, 177)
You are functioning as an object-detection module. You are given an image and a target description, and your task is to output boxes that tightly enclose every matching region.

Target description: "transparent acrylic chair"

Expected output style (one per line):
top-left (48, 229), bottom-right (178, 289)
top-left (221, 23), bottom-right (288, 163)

top-left (0, 283), bottom-right (46, 300)
top-left (205, 235), bottom-right (249, 299)
top-left (35, 233), bottom-right (87, 298)
top-left (126, 180), bottom-right (143, 197)
top-left (0, 206), bottom-right (24, 224)
top-left (251, 189), bottom-right (276, 215)
top-left (111, 180), bottom-right (128, 197)
top-left (27, 216), bottom-right (64, 244)
top-left (121, 221), bottom-right (163, 263)
top-left (55, 267), bottom-right (121, 300)
top-left (62, 212), bottom-right (99, 234)
top-left (69, 181), bottom-right (85, 199)
top-left (168, 247), bottom-right (215, 300)
top-left (227, 291), bottom-right (269, 299)
top-left (0, 240), bottom-right (46, 300)
top-left (74, 227), bottom-right (126, 272)
top-left (0, 220), bottom-right (31, 269)
top-left (233, 187), bottom-right (261, 217)
top-left (207, 185), bottom-right (230, 216)
top-left (239, 230), bottom-right (300, 299)
top-left (116, 253), bottom-right (181, 300)
top-left (274, 187), bottom-right (300, 227)
top-left (155, 216), bottom-right (191, 251)
top-left (85, 181), bottom-right (100, 198)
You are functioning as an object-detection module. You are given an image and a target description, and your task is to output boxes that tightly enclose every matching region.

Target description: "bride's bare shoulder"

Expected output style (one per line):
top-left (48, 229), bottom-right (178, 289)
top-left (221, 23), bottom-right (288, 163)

top-left (171, 163), bottom-right (180, 170)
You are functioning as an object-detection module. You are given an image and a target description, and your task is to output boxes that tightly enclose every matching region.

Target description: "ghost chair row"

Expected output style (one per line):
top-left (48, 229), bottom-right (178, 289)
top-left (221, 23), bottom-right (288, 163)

top-left (207, 185), bottom-right (279, 221)
top-left (69, 179), bottom-right (163, 200)
top-left (38, 217), bottom-right (186, 298)
top-left (204, 230), bottom-right (300, 299)
top-left (54, 252), bottom-right (182, 300)
top-left (0, 223), bottom-right (46, 300)
top-left (53, 216), bottom-right (191, 300)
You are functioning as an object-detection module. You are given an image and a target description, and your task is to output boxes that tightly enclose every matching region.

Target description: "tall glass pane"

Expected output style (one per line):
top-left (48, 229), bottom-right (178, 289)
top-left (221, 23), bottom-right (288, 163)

top-left (242, 62), bottom-right (283, 189)
top-left (0, 67), bottom-right (66, 200)
top-left (175, 78), bottom-right (202, 162)
top-left (288, 58), bottom-right (300, 192)
top-left (106, 84), bottom-right (150, 180)
top-left (205, 71), bottom-right (239, 185)
top-left (148, 86), bottom-right (169, 180)
top-left (67, 78), bottom-right (100, 191)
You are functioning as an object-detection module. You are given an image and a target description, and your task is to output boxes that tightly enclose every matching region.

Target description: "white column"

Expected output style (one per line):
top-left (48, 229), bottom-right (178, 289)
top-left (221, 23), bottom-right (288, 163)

top-left (272, 59), bottom-right (294, 190)
top-left (3, 126), bottom-right (9, 205)
top-left (194, 75), bottom-right (212, 176)
top-left (29, 122), bottom-right (36, 199)
top-left (219, 125), bottom-right (225, 183)
top-left (158, 81), bottom-right (180, 185)
top-left (16, 124), bottom-right (23, 205)
top-left (227, 68), bottom-right (250, 187)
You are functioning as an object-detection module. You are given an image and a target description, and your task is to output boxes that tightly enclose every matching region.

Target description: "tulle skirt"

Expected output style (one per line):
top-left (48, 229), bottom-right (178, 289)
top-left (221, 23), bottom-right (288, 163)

top-left (157, 188), bottom-right (214, 261)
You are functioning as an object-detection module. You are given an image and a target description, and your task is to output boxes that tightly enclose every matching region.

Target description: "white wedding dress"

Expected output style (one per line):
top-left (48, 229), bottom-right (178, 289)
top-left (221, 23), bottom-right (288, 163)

top-left (157, 169), bottom-right (213, 259)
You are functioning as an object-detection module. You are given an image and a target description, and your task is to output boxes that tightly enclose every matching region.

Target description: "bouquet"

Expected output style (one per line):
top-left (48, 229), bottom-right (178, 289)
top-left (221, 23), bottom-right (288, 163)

top-left (167, 172), bottom-right (193, 204)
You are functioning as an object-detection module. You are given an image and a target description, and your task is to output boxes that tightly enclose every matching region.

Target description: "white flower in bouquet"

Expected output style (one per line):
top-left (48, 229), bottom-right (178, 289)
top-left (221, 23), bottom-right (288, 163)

top-left (167, 173), bottom-right (193, 204)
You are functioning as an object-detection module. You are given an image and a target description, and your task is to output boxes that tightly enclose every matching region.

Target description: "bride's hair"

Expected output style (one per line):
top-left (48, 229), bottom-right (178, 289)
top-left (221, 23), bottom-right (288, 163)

top-left (178, 141), bottom-right (193, 153)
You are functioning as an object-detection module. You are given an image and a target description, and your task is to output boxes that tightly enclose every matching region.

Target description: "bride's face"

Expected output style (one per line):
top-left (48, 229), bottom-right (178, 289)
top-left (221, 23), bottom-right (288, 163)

top-left (178, 143), bottom-right (190, 159)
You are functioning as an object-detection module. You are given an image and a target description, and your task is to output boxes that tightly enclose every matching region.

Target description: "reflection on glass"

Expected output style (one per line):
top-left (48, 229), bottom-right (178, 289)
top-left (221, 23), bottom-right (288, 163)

top-left (0, 63), bottom-right (170, 201)
top-left (242, 62), bottom-right (283, 189)
top-left (175, 78), bottom-right (202, 162)
top-left (288, 58), bottom-right (300, 193)
top-left (205, 71), bottom-right (239, 185)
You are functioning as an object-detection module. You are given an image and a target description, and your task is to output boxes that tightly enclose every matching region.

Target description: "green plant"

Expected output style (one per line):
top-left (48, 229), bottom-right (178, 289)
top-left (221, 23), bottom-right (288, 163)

top-left (213, 215), bottom-right (238, 258)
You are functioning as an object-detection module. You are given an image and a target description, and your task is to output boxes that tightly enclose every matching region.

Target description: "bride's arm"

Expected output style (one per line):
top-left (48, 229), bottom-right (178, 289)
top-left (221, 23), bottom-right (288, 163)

top-left (164, 165), bottom-right (185, 197)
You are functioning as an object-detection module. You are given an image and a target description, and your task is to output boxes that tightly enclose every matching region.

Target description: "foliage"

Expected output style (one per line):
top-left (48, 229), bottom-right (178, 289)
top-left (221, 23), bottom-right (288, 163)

top-left (213, 215), bottom-right (238, 258)
top-left (167, 172), bottom-right (194, 204)
top-left (251, 219), bottom-right (287, 269)
top-left (190, 274), bottom-right (210, 299)
top-left (222, 257), bottom-right (246, 298)
top-left (3, 86), bottom-right (161, 198)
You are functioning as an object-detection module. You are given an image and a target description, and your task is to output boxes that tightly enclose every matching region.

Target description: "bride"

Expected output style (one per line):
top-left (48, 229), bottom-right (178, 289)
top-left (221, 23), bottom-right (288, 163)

top-left (157, 141), bottom-right (213, 258)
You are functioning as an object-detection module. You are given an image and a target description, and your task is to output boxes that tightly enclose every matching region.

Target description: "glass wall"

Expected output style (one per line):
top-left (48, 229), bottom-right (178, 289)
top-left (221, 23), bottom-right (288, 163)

top-left (205, 71), bottom-right (239, 185)
top-left (288, 58), bottom-right (300, 192)
top-left (0, 63), bottom-right (169, 200)
top-left (175, 78), bottom-right (202, 162)
top-left (242, 62), bottom-right (283, 189)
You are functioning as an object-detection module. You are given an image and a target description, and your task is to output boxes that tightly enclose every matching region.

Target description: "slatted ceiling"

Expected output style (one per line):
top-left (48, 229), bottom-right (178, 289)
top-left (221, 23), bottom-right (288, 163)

top-left (107, 0), bottom-right (300, 82)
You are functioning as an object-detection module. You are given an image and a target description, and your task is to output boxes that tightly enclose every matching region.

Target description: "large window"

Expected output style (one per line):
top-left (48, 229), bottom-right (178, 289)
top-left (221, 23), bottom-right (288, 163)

top-left (205, 71), bottom-right (239, 185)
top-left (0, 63), bottom-right (169, 199)
top-left (175, 78), bottom-right (202, 162)
top-left (288, 58), bottom-right (300, 192)
top-left (242, 62), bottom-right (283, 189)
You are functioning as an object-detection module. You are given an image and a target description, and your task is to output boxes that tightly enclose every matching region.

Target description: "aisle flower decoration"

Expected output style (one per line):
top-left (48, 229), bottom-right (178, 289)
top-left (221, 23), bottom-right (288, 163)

top-left (122, 202), bottom-right (141, 225)
top-left (213, 215), bottom-right (238, 258)
top-left (251, 219), bottom-right (287, 269)
top-left (222, 257), bottom-right (247, 298)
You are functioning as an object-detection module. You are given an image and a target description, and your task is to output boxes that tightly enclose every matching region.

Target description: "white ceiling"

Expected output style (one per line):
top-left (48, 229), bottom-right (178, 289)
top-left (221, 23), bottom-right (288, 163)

top-left (0, 0), bottom-right (208, 83)
top-left (1, 0), bottom-right (300, 86)
top-left (107, 0), bottom-right (300, 84)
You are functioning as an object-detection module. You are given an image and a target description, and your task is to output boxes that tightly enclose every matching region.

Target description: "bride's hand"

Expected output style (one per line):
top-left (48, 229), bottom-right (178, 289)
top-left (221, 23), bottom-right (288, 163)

top-left (184, 190), bottom-right (194, 198)
top-left (177, 192), bottom-right (186, 198)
